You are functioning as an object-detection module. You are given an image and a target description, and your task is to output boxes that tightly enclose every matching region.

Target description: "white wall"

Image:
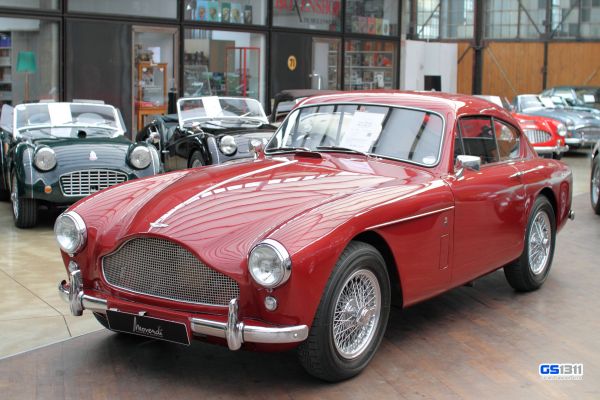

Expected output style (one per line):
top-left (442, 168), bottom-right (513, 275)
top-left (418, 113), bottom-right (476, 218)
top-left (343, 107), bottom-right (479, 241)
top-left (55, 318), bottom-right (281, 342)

top-left (400, 40), bottom-right (457, 93)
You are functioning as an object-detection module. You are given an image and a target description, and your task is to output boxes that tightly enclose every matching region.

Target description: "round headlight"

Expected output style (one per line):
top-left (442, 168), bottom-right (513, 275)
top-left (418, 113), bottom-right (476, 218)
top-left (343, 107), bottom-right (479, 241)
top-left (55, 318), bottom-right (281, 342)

top-left (248, 239), bottom-right (291, 289)
top-left (34, 147), bottom-right (56, 171)
top-left (219, 135), bottom-right (237, 156)
top-left (130, 145), bottom-right (151, 169)
top-left (556, 123), bottom-right (567, 137)
top-left (54, 211), bottom-right (87, 255)
top-left (564, 118), bottom-right (574, 127)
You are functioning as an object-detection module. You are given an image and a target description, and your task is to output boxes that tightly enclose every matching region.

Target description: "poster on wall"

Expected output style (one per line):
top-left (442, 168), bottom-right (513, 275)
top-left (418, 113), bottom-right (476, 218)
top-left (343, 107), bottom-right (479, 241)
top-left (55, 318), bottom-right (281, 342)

top-left (244, 5), bottom-right (253, 24)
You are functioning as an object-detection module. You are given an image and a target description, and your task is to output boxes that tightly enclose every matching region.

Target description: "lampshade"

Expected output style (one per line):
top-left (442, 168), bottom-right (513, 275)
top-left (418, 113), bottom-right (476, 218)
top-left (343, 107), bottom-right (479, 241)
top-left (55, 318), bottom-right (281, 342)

top-left (16, 51), bottom-right (37, 74)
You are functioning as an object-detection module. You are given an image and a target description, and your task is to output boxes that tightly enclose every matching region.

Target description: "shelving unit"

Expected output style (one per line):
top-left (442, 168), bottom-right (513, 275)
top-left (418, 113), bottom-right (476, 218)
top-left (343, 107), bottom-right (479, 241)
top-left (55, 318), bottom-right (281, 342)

top-left (0, 32), bottom-right (12, 106)
top-left (344, 50), bottom-right (393, 90)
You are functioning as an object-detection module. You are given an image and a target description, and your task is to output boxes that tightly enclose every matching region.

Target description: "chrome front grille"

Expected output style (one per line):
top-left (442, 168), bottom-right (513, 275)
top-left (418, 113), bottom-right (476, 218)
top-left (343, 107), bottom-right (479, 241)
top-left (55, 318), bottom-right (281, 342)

top-left (102, 237), bottom-right (240, 306)
top-left (524, 129), bottom-right (552, 144)
top-left (60, 169), bottom-right (127, 196)
top-left (576, 127), bottom-right (600, 141)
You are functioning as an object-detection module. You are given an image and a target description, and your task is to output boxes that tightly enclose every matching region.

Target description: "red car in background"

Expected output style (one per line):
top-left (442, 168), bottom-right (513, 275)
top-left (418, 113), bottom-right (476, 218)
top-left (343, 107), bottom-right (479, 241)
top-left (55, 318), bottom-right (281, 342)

top-left (476, 95), bottom-right (568, 159)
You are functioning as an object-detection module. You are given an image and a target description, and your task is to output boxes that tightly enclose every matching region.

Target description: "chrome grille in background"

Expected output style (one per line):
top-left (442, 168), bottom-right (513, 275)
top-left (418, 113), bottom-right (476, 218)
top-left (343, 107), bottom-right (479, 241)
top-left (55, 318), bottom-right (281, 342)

top-left (576, 127), bottom-right (600, 141)
top-left (60, 169), bottom-right (127, 196)
top-left (524, 129), bottom-right (552, 144)
top-left (102, 237), bottom-right (240, 306)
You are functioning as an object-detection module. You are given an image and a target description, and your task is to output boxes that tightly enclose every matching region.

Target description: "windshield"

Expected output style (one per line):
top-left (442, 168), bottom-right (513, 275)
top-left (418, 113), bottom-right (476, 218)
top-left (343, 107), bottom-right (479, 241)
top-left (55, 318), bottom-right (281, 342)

top-left (266, 104), bottom-right (444, 166)
top-left (14, 103), bottom-right (122, 137)
top-left (520, 96), bottom-right (551, 111)
top-left (177, 96), bottom-right (267, 128)
top-left (574, 88), bottom-right (599, 103)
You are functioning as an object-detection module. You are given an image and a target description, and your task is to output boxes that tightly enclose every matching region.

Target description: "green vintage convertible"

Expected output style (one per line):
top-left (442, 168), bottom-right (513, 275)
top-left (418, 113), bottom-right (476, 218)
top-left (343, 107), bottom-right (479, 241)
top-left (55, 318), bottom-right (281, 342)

top-left (0, 101), bottom-right (159, 228)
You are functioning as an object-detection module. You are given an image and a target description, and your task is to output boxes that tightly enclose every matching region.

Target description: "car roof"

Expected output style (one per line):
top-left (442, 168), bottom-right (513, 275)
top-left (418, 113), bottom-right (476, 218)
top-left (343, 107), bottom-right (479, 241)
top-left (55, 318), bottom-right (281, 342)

top-left (299, 90), bottom-right (516, 122)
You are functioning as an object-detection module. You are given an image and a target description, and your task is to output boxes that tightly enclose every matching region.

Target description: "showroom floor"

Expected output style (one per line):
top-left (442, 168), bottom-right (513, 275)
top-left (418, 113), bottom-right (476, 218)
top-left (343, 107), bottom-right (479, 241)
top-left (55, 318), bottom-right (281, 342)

top-left (0, 151), bottom-right (597, 398)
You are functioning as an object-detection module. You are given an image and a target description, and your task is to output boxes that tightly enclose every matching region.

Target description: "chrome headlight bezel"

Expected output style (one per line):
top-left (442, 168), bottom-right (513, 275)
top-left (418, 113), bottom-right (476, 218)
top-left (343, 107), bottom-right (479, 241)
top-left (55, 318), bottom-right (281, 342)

top-left (54, 211), bottom-right (87, 255)
top-left (129, 145), bottom-right (151, 169)
top-left (219, 135), bottom-right (237, 156)
top-left (556, 123), bottom-right (567, 137)
top-left (248, 239), bottom-right (291, 289)
top-left (34, 147), bottom-right (57, 171)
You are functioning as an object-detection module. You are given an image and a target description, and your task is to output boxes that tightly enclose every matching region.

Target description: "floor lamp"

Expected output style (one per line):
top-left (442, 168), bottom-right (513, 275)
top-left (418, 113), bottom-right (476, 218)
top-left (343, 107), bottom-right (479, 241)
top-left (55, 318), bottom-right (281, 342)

top-left (16, 51), bottom-right (37, 102)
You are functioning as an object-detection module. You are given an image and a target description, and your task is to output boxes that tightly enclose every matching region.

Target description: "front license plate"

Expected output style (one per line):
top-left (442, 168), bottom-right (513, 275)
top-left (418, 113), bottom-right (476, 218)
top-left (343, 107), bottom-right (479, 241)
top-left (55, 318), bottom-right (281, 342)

top-left (106, 310), bottom-right (190, 345)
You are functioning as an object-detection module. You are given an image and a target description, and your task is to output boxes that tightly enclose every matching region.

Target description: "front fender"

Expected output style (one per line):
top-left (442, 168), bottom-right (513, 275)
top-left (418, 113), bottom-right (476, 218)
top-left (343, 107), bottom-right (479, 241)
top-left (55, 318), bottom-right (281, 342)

top-left (11, 142), bottom-right (36, 198)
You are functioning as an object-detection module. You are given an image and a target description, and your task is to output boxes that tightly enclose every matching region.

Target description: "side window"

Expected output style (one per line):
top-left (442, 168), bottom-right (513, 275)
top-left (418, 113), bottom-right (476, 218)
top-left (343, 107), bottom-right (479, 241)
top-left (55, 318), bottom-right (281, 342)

top-left (457, 117), bottom-right (499, 164)
top-left (493, 119), bottom-right (520, 161)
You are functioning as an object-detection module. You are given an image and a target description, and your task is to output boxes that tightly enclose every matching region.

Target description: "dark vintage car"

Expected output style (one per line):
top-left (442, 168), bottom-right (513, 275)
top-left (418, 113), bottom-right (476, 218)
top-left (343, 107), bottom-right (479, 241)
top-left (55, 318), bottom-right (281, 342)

top-left (136, 96), bottom-right (277, 170)
top-left (57, 91), bottom-right (573, 381)
top-left (541, 86), bottom-right (600, 110)
top-left (592, 140), bottom-right (600, 214)
top-left (0, 102), bottom-right (159, 228)
top-left (513, 94), bottom-right (600, 149)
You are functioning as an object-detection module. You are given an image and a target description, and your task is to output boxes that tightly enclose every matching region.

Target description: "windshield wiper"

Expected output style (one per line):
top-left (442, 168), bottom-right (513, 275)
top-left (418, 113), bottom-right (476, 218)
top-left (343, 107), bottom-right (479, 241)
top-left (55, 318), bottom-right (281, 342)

top-left (316, 146), bottom-right (371, 157)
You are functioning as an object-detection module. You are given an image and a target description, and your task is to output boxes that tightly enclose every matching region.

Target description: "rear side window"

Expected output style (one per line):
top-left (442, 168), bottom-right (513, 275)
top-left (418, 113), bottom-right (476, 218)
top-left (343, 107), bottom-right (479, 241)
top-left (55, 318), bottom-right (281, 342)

top-left (457, 117), bottom-right (499, 164)
top-left (493, 119), bottom-right (520, 160)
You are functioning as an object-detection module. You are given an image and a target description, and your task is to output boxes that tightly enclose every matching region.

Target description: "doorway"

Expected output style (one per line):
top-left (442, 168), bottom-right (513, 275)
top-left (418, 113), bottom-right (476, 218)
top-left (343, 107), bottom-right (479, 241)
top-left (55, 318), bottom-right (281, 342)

top-left (132, 26), bottom-right (178, 132)
top-left (270, 33), bottom-right (340, 99)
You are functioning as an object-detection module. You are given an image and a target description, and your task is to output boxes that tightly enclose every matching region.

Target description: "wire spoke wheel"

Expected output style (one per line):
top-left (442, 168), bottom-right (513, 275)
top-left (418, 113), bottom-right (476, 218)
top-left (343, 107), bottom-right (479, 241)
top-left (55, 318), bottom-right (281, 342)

top-left (332, 269), bottom-right (381, 360)
top-left (528, 210), bottom-right (551, 275)
top-left (11, 175), bottom-right (19, 219)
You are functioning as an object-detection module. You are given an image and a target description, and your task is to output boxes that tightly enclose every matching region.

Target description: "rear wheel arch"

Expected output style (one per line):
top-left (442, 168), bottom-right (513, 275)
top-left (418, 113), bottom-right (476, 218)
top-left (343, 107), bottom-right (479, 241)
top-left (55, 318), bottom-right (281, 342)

top-left (352, 230), bottom-right (403, 308)
top-left (538, 187), bottom-right (558, 220)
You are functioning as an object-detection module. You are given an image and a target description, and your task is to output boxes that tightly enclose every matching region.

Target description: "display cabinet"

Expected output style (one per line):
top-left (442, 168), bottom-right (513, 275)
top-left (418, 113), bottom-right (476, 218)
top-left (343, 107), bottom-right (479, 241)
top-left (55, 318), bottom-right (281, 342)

top-left (0, 32), bottom-right (12, 106)
top-left (136, 61), bottom-right (168, 129)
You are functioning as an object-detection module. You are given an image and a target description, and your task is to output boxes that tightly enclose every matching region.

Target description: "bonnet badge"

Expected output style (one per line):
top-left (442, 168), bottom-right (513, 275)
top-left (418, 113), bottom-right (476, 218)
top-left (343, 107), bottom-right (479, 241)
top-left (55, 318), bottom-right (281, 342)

top-left (89, 151), bottom-right (98, 161)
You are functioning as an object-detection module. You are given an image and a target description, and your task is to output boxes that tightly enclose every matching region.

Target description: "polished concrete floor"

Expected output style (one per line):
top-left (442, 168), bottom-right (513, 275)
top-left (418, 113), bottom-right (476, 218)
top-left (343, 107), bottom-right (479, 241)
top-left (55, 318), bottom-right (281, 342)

top-left (0, 151), bottom-right (597, 399)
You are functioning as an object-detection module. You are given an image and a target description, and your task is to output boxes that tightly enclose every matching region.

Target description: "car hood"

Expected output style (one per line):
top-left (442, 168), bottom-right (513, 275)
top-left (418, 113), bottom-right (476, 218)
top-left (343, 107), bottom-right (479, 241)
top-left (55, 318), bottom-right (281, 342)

top-left (75, 154), bottom-right (440, 272)
top-left (521, 107), bottom-right (600, 127)
top-left (30, 136), bottom-right (133, 169)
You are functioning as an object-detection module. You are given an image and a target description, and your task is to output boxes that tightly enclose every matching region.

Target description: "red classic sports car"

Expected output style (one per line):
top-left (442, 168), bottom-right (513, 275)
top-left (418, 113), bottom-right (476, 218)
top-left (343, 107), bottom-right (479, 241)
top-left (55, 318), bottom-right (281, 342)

top-left (57, 91), bottom-right (574, 382)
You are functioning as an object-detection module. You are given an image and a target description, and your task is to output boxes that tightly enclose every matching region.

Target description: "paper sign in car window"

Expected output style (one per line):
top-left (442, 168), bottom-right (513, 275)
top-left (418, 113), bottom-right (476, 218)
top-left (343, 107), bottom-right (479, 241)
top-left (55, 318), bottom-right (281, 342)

top-left (48, 103), bottom-right (73, 125)
top-left (539, 97), bottom-right (555, 108)
top-left (339, 111), bottom-right (386, 152)
top-left (583, 94), bottom-right (596, 103)
top-left (202, 96), bottom-right (223, 118)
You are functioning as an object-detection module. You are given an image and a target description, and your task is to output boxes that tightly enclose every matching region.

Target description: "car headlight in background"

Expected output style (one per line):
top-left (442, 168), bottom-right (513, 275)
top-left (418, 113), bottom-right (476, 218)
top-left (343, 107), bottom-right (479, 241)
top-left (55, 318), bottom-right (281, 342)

top-left (556, 123), bottom-right (567, 137)
top-left (564, 118), bottom-right (574, 127)
top-left (219, 135), bottom-right (237, 156)
top-left (34, 147), bottom-right (57, 171)
top-left (129, 145), bottom-right (151, 169)
top-left (54, 211), bottom-right (87, 255)
top-left (248, 239), bottom-right (291, 289)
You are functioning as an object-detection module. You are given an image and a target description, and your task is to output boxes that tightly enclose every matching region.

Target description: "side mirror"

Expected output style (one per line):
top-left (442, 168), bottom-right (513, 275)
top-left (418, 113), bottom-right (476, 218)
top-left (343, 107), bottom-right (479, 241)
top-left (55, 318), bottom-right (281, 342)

top-left (248, 138), bottom-right (266, 159)
top-left (455, 155), bottom-right (481, 176)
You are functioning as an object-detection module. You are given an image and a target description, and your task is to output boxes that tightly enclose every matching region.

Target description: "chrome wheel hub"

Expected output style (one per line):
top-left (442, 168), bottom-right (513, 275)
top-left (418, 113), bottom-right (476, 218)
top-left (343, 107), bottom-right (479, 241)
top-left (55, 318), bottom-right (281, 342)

top-left (11, 176), bottom-right (18, 219)
top-left (191, 159), bottom-right (203, 168)
top-left (592, 163), bottom-right (600, 206)
top-left (333, 269), bottom-right (381, 360)
top-left (528, 210), bottom-right (551, 275)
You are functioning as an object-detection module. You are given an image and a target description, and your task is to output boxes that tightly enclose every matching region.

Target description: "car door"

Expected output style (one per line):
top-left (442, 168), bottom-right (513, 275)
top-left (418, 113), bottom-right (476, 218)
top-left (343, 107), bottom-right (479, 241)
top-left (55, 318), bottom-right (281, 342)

top-left (446, 116), bottom-right (527, 285)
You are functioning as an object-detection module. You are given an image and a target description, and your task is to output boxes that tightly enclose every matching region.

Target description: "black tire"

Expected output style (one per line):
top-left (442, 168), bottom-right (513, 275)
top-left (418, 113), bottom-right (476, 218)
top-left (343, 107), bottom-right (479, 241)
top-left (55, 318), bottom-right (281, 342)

top-left (11, 174), bottom-right (37, 229)
top-left (297, 241), bottom-right (391, 382)
top-left (591, 155), bottom-right (600, 215)
top-left (93, 312), bottom-right (111, 330)
top-left (188, 151), bottom-right (204, 168)
top-left (504, 196), bottom-right (556, 291)
top-left (552, 152), bottom-right (563, 160)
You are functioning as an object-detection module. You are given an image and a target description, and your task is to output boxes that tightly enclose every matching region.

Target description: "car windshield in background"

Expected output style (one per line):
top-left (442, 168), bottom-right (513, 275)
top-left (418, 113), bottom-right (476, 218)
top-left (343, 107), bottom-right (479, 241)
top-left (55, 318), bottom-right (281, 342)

top-left (267, 104), bottom-right (444, 166)
top-left (14, 103), bottom-right (120, 137)
top-left (177, 96), bottom-right (267, 127)
top-left (520, 96), bottom-right (551, 111)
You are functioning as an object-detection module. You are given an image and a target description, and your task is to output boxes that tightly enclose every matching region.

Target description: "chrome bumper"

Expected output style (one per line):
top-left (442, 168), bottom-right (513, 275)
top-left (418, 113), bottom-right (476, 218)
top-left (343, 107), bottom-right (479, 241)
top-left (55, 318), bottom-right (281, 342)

top-left (565, 138), bottom-right (597, 147)
top-left (59, 264), bottom-right (308, 351)
top-left (190, 299), bottom-right (309, 350)
top-left (534, 145), bottom-right (569, 155)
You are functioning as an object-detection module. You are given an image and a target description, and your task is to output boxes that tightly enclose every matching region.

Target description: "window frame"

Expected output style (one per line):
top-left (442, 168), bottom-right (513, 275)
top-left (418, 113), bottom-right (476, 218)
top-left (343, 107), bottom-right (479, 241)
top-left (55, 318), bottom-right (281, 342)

top-left (455, 115), bottom-right (524, 166)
